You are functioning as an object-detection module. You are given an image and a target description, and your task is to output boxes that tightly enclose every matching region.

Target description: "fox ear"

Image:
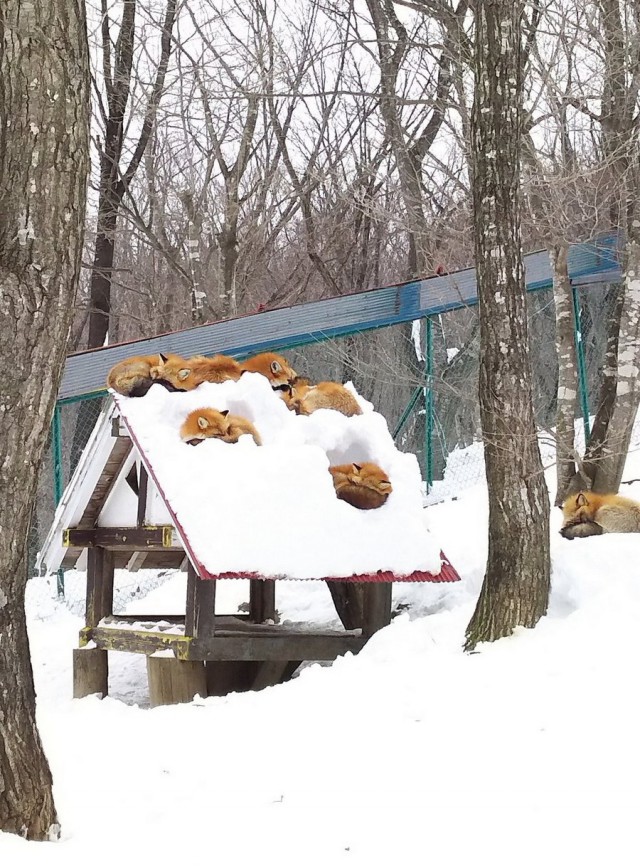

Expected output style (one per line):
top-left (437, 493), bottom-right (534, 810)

top-left (576, 493), bottom-right (588, 507)
top-left (353, 463), bottom-right (362, 471)
top-left (159, 353), bottom-right (168, 364)
top-left (271, 360), bottom-right (282, 374)
top-left (178, 368), bottom-right (190, 381)
top-left (220, 409), bottom-right (229, 417)
top-left (197, 416), bottom-right (209, 430)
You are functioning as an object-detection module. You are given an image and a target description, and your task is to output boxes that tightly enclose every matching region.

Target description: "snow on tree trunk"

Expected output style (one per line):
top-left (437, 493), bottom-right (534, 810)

top-left (465, 0), bottom-right (550, 651)
top-left (550, 243), bottom-right (579, 505)
top-left (0, 0), bottom-right (89, 839)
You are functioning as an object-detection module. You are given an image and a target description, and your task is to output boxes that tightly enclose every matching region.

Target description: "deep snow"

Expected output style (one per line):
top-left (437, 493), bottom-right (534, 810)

top-left (115, 376), bottom-right (442, 579)
top-left (3, 441), bottom-right (640, 863)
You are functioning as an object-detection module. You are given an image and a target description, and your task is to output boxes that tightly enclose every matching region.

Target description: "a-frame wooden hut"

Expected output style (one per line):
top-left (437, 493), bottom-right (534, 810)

top-left (39, 379), bottom-right (459, 707)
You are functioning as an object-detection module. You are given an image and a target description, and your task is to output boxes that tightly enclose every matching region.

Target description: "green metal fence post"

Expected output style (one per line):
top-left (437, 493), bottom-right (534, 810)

top-left (52, 403), bottom-right (65, 597)
top-left (571, 284), bottom-right (591, 443)
top-left (424, 317), bottom-right (434, 490)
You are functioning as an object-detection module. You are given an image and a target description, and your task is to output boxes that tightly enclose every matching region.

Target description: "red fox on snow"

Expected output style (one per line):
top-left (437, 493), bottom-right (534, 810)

top-left (180, 407), bottom-right (262, 446)
top-left (329, 462), bottom-right (392, 510)
top-left (282, 377), bottom-right (362, 417)
top-left (240, 352), bottom-right (297, 389)
top-left (150, 354), bottom-right (242, 390)
top-left (107, 353), bottom-right (186, 397)
top-left (561, 491), bottom-right (640, 539)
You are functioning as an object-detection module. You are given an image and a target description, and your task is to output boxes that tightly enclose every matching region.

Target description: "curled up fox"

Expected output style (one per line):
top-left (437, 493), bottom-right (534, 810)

top-left (560, 491), bottom-right (640, 539)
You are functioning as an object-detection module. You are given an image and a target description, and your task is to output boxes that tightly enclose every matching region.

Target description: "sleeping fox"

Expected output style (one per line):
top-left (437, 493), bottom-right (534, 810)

top-left (180, 407), bottom-right (262, 446)
top-left (561, 491), bottom-right (640, 539)
top-left (283, 377), bottom-right (362, 417)
top-left (150, 353), bottom-right (242, 390)
top-left (240, 352), bottom-right (297, 389)
top-left (329, 462), bottom-right (392, 510)
top-left (107, 353), bottom-right (186, 397)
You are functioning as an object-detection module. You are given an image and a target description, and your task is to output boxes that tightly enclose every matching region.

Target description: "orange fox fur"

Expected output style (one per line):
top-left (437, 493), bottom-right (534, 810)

top-left (329, 462), bottom-right (392, 510)
top-left (283, 377), bottom-right (362, 417)
top-left (107, 353), bottom-right (185, 397)
top-left (150, 354), bottom-right (242, 390)
top-left (561, 490), bottom-right (640, 539)
top-left (240, 352), bottom-right (297, 388)
top-left (180, 407), bottom-right (262, 446)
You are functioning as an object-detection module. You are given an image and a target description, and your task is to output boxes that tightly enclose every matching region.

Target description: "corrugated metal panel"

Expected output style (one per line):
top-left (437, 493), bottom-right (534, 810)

top-left (58, 237), bottom-right (621, 402)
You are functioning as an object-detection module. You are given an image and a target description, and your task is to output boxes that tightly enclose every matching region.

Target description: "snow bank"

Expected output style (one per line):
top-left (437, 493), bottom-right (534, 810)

top-left (115, 375), bottom-right (442, 580)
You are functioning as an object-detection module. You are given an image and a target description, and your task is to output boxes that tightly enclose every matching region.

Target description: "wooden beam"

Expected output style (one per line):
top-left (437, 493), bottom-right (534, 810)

top-left (64, 525), bottom-right (178, 549)
top-left (89, 626), bottom-right (192, 659)
top-left (326, 582), bottom-right (364, 630)
top-left (185, 562), bottom-right (216, 639)
top-left (361, 583), bottom-right (392, 639)
top-left (249, 579), bottom-right (276, 623)
top-left (126, 550), bottom-right (148, 572)
top-left (189, 633), bottom-right (365, 662)
top-left (136, 464), bottom-right (148, 527)
top-left (85, 547), bottom-right (114, 628)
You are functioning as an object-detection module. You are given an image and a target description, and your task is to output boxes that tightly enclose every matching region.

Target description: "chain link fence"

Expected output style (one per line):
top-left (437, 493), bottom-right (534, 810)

top-left (30, 278), bottom-right (622, 613)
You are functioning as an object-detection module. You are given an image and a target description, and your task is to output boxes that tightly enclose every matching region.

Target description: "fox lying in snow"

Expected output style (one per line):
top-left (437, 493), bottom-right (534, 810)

top-left (180, 407), bottom-right (262, 446)
top-left (282, 377), bottom-right (362, 417)
top-left (560, 491), bottom-right (640, 539)
top-left (150, 354), bottom-right (242, 390)
top-left (240, 352), bottom-right (297, 389)
top-left (329, 462), bottom-right (392, 510)
top-left (107, 353), bottom-right (187, 397)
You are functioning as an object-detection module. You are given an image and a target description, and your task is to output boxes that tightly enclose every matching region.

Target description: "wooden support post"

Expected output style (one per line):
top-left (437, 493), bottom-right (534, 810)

top-left (249, 579), bottom-right (276, 623)
top-left (74, 545), bottom-right (115, 698)
top-left (325, 582), bottom-right (364, 630)
top-left (185, 561), bottom-right (216, 639)
top-left (73, 647), bottom-right (108, 698)
top-left (136, 464), bottom-right (148, 526)
top-left (147, 656), bottom-right (207, 708)
top-left (362, 582), bottom-right (392, 639)
top-left (85, 546), bottom-right (115, 627)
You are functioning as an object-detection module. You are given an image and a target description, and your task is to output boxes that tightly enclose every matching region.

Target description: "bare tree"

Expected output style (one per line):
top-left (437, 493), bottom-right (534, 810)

top-left (0, 0), bottom-right (89, 838)
top-left (87, 0), bottom-right (177, 348)
top-left (465, 0), bottom-right (550, 650)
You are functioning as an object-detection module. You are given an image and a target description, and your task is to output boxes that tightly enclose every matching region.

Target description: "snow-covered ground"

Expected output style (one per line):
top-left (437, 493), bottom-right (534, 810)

top-left (5, 444), bottom-right (640, 863)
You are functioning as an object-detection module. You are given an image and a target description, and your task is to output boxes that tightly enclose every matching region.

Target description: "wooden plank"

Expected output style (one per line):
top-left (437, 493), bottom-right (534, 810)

top-left (85, 547), bottom-right (114, 628)
top-left (64, 525), bottom-right (177, 549)
top-left (147, 656), bottom-right (207, 707)
top-left (189, 633), bottom-right (365, 662)
top-left (362, 582), bottom-right (392, 639)
top-left (73, 647), bottom-right (108, 698)
top-left (101, 614), bottom-right (250, 627)
top-left (90, 626), bottom-right (192, 659)
top-left (185, 562), bottom-right (216, 639)
top-left (249, 579), bottom-right (276, 623)
top-left (136, 464), bottom-right (148, 527)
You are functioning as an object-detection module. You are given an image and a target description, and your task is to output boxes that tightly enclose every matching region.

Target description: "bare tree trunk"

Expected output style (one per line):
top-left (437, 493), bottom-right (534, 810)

top-left (0, 0), bottom-right (89, 838)
top-left (589, 220), bottom-right (640, 491)
top-left (550, 243), bottom-right (579, 504)
top-left (465, 0), bottom-right (550, 651)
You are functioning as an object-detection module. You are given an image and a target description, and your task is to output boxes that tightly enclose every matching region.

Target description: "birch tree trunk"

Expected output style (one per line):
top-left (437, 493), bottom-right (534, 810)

top-left (0, 0), bottom-right (89, 839)
top-left (465, 0), bottom-right (550, 650)
top-left (550, 243), bottom-right (579, 505)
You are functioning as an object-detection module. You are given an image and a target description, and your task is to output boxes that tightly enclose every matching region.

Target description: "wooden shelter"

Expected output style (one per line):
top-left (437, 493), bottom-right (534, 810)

top-left (39, 397), bottom-right (460, 707)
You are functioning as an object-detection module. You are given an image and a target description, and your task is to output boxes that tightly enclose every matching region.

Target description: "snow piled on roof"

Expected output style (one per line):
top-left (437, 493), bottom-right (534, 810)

top-left (114, 373), bottom-right (441, 580)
